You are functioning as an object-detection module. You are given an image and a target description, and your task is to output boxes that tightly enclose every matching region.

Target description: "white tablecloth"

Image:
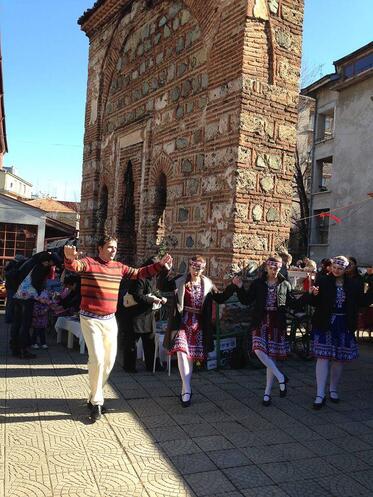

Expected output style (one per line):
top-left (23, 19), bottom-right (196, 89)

top-left (55, 316), bottom-right (86, 354)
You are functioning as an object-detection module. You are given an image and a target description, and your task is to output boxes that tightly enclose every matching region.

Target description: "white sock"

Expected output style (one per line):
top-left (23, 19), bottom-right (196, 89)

top-left (316, 358), bottom-right (329, 400)
top-left (255, 350), bottom-right (284, 384)
top-left (264, 367), bottom-right (275, 397)
top-left (330, 362), bottom-right (343, 398)
top-left (177, 352), bottom-right (193, 398)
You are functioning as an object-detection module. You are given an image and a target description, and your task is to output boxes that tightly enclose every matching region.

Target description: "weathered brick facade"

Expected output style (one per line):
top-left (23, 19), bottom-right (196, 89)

top-left (79, 0), bottom-right (304, 281)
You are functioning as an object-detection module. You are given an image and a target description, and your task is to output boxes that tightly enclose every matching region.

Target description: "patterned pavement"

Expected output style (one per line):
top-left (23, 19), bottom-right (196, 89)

top-left (2, 317), bottom-right (373, 497)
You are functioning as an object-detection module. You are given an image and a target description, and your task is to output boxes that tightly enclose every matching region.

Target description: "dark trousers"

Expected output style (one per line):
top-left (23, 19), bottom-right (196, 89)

top-left (32, 328), bottom-right (46, 346)
top-left (10, 299), bottom-right (34, 352)
top-left (123, 331), bottom-right (155, 372)
top-left (5, 290), bottom-right (15, 324)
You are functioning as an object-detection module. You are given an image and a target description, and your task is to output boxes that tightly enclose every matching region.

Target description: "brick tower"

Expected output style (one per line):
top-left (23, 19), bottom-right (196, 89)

top-left (78, 0), bottom-right (304, 281)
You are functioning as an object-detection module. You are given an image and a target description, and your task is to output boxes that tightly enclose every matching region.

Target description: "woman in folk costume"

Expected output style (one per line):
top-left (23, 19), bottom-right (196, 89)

top-left (234, 255), bottom-right (299, 406)
top-left (160, 255), bottom-right (236, 407)
top-left (306, 256), bottom-right (373, 409)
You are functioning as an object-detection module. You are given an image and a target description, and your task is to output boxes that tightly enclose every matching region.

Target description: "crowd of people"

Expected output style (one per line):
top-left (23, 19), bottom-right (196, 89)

top-left (4, 251), bottom-right (81, 358)
top-left (3, 235), bottom-right (373, 422)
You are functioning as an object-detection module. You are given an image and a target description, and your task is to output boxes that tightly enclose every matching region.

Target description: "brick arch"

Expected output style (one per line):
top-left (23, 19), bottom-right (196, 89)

top-left (148, 151), bottom-right (173, 183)
top-left (97, 0), bottom-right (222, 133)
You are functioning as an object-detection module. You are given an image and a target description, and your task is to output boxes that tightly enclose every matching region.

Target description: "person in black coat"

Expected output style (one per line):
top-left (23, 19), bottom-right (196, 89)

top-left (234, 255), bottom-right (300, 406)
top-left (117, 257), bottom-right (166, 373)
top-left (305, 255), bottom-right (373, 409)
top-left (159, 255), bottom-right (235, 407)
top-left (4, 255), bottom-right (27, 324)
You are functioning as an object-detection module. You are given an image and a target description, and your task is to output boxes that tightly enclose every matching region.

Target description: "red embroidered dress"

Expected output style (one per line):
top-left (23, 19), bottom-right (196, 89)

top-left (252, 283), bottom-right (290, 360)
top-left (169, 281), bottom-right (204, 361)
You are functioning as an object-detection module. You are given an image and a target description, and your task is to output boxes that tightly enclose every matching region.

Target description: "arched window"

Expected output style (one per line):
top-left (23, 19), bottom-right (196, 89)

top-left (96, 184), bottom-right (108, 235)
top-left (154, 172), bottom-right (167, 245)
top-left (118, 161), bottom-right (136, 263)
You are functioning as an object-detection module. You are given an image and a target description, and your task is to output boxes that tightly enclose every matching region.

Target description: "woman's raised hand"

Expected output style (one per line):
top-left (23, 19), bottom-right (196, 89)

top-left (232, 276), bottom-right (243, 288)
top-left (311, 286), bottom-right (319, 296)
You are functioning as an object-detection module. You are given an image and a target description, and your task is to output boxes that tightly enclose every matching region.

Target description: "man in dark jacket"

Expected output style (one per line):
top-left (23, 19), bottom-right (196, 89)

top-left (4, 255), bottom-right (27, 323)
top-left (117, 257), bottom-right (166, 372)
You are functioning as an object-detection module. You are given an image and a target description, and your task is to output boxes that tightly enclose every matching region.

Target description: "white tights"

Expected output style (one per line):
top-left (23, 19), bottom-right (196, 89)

top-left (177, 352), bottom-right (193, 396)
top-left (316, 359), bottom-right (344, 398)
top-left (255, 350), bottom-right (285, 396)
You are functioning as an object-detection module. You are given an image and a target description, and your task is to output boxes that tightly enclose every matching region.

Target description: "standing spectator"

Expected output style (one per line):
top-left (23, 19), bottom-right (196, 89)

top-left (63, 235), bottom-right (172, 422)
top-left (117, 257), bottom-right (167, 373)
top-left (345, 256), bottom-right (362, 281)
top-left (31, 289), bottom-right (52, 350)
top-left (315, 258), bottom-right (332, 285)
top-left (4, 255), bottom-right (26, 324)
top-left (278, 252), bottom-right (292, 281)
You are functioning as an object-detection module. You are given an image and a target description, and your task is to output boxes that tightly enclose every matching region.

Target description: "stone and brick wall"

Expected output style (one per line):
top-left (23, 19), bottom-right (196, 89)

top-left (79, 0), bottom-right (304, 284)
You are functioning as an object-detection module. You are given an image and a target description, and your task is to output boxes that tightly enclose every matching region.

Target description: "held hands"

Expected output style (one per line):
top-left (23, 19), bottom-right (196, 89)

top-left (152, 296), bottom-right (167, 305)
top-left (64, 245), bottom-right (77, 261)
top-left (160, 253), bottom-right (173, 271)
top-left (232, 276), bottom-right (243, 288)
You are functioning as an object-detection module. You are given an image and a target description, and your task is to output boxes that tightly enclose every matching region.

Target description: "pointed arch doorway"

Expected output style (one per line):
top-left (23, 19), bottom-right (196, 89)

top-left (118, 160), bottom-right (136, 264)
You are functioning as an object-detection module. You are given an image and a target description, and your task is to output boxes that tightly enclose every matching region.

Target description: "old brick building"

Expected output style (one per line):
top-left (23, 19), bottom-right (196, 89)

top-left (78, 0), bottom-right (304, 281)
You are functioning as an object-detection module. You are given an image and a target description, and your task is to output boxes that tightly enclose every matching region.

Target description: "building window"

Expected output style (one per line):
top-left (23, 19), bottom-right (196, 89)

top-left (316, 108), bottom-right (335, 142)
top-left (343, 53), bottom-right (373, 79)
top-left (315, 156), bottom-right (333, 192)
top-left (314, 209), bottom-right (330, 244)
top-left (308, 111), bottom-right (315, 131)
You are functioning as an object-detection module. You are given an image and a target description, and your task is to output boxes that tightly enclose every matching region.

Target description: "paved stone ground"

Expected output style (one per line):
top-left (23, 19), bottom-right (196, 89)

top-left (2, 317), bottom-right (373, 497)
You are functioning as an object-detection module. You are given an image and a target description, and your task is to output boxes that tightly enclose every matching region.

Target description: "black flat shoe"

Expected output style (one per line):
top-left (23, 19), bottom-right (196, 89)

top-left (279, 374), bottom-right (289, 398)
top-left (87, 401), bottom-right (107, 414)
top-left (329, 391), bottom-right (340, 403)
top-left (89, 405), bottom-right (102, 422)
top-left (262, 394), bottom-right (271, 407)
top-left (313, 396), bottom-right (326, 410)
top-left (179, 392), bottom-right (192, 408)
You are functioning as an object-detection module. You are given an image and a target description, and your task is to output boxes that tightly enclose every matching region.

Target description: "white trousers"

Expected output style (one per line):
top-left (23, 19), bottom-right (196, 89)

top-left (80, 315), bottom-right (118, 406)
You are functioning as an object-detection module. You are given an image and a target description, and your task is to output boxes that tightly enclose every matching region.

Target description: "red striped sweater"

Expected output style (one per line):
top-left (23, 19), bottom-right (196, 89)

top-left (64, 257), bottom-right (162, 316)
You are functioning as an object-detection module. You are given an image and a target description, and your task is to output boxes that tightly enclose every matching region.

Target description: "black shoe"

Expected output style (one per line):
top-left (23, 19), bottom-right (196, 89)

top-left (87, 401), bottom-right (107, 414)
top-left (19, 350), bottom-right (36, 359)
top-left (313, 396), bottom-right (326, 410)
top-left (262, 394), bottom-right (271, 407)
top-left (152, 362), bottom-right (165, 372)
top-left (179, 392), bottom-right (192, 408)
top-left (329, 391), bottom-right (340, 403)
top-left (123, 367), bottom-right (137, 373)
top-left (279, 374), bottom-right (289, 398)
top-left (89, 405), bottom-right (102, 422)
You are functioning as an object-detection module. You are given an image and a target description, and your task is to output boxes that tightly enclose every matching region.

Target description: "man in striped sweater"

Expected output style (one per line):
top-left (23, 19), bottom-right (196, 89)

top-left (64, 234), bottom-right (172, 422)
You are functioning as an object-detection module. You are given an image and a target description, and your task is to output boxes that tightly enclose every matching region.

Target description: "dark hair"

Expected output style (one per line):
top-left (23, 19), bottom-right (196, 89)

top-left (97, 234), bottom-right (117, 248)
top-left (267, 255), bottom-right (283, 264)
top-left (189, 255), bottom-right (206, 265)
top-left (31, 264), bottom-right (50, 294)
top-left (348, 256), bottom-right (357, 266)
top-left (37, 251), bottom-right (53, 264)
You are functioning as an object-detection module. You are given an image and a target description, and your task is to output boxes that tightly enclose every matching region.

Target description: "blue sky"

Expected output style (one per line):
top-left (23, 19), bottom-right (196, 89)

top-left (1, 0), bottom-right (372, 201)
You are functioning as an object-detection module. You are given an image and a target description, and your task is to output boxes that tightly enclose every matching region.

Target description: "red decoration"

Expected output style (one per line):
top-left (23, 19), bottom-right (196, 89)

top-left (319, 212), bottom-right (342, 223)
